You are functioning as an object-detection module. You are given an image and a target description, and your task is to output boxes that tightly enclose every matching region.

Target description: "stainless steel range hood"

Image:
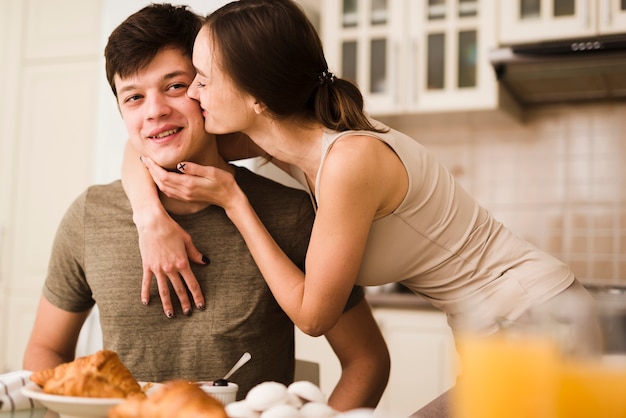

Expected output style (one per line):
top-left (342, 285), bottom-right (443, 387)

top-left (489, 34), bottom-right (626, 105)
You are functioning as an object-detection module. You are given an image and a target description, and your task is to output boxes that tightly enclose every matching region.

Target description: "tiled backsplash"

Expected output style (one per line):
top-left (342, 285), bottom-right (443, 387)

top-left (379, 101), bottom-right (626, 286)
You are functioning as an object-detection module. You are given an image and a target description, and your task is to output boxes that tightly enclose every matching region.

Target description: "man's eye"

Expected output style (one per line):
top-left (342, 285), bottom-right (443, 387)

top-left (170, 83), bottom-right (187, 91)
top-left (124, 95), bottom-right (142, 103)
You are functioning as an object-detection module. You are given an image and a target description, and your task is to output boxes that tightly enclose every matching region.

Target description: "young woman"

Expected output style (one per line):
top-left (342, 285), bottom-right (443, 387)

top-left (123, 0), bottom-right (594, 337)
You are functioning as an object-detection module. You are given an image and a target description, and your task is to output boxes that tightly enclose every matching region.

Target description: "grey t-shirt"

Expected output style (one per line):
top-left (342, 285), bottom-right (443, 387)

top-left (43, 166), bottom-right (363, 398)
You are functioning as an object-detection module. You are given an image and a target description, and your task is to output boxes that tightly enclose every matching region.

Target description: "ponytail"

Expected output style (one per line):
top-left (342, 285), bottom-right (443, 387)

top-left (313, 75), bottom-right (388, 133)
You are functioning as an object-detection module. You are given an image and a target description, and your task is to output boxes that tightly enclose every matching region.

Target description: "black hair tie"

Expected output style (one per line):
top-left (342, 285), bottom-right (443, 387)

top-left (318, 70), bottom-right (336, 86)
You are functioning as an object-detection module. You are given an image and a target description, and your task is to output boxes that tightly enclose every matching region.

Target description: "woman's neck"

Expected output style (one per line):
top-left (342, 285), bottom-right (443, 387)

top-left (245, 117), bottom-right (324, 183)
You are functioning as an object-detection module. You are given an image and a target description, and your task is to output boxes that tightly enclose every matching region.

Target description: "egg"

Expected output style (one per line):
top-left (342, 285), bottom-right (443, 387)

top-left (299, 402), bottom-right (337, 418)
top-left (225, 400), bottom-right (261, 418)
top-left (246, 381), bottom-right (290, 411)
top-left (260, 403), bottom-right (301, 418)
top-left (286, 392), bottom-right (304, 408)
top-left (287, 381), bottom-right (326, 404)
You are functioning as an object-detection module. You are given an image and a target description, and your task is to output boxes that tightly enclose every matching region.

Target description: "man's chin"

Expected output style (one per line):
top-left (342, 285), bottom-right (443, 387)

top-left (149, 159), bottom-right (177, 172)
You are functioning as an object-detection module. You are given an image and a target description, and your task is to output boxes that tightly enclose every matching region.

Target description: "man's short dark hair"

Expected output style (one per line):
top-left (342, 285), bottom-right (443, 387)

top-left (104, 3), bottom-right (203, 97)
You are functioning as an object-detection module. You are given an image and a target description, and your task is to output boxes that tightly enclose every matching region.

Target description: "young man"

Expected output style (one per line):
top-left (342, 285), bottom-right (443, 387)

top-left (22, 4), bottom-right (389, 410)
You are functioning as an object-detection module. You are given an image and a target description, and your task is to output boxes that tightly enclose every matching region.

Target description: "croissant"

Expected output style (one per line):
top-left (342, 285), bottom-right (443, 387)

top-left (108, 380), bottom-right (228, 418)
top-left (30, 349), bottom-right (144, 398)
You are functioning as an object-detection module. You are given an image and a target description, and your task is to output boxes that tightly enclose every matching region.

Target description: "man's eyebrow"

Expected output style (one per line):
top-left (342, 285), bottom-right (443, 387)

top-left (117, 70), bottom-right (193, 95)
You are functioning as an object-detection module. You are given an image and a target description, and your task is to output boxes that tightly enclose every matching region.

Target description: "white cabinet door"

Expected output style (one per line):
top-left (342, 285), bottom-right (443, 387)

top-left (407, 0), bottom-right (500, 112)
top-left (598, 0), bottom-right (626, 34)
top-left (499, 0), bottom-right (626, 44)
top-left (322, 0), bottom-right (504, 115)
top-left (0, 0), bottom-right (101, 373)
top-left (295, 308), bottom-right (458, 418)
top-left (373, 309), bottom-right (457, 417)
top-left (321, 0), bottom-right (405, 114)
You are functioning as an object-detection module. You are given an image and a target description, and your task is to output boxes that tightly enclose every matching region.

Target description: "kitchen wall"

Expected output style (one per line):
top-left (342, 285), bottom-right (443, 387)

top-left (379, 101), bottom-right (626, 286)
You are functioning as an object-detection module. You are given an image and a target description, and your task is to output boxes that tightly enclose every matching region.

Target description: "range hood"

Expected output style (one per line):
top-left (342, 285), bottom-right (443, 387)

top-left (489, 34), bottom-right (626, 105)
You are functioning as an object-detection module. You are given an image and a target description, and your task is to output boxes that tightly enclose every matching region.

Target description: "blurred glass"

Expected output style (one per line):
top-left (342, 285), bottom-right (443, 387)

top-left (371, 0), bottom-right (387, 25)
top-left (427, 33), bottom-right (445, 90)
top-left (458, 0), bottom-right (477, 17)
top-left (520, 0), bottom-right (541, 19)
top-left (554, 0), bottom-right (575, 17)
top-left (369, 39), bottom-right (387, 94)
top-left (428, 0), bottom-right (446, 20)
top-left (453, 282), bottom-right (610, 418)
top-left (341, 41), bottom-right (357, 85)
top-left (457, 30), bottom-right (476, 88)
top-left (454, 327), bottom-right (560, 418)
top-left (342, 0), bottom-right (358, 27)
top-left (556, 285), bottom-right (626, 417)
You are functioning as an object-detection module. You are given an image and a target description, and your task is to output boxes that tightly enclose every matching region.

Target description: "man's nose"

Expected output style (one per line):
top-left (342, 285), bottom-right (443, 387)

top-left (145, 95), bottom-right (171, 119)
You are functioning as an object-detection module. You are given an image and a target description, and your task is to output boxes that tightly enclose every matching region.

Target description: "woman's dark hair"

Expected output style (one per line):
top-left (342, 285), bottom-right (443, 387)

top-left (204, 0), bottom-right (385, 133)
top-left (104, 4), bottom-right (203, 97)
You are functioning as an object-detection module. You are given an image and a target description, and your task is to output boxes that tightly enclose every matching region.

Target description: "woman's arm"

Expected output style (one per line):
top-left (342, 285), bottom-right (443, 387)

top-left (324, 298), bottom-right (390, 410)
top-left (121, 140), bottom-right (206, 316)
top-left (141, 135), bottom-right (396, 337)
top-left (218, 137), bottom-right (388, 336)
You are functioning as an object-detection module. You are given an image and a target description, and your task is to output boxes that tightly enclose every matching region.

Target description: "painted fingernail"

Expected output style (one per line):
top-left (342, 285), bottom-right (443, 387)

top-left (177, 162), bottom-right (186, 171)
top-left (166, 310), bottom-right (174, 318)
top-left (197, 303), bottom-right (205, 311)
top-left (142, 300), bottom-right (148, 306)
top-left (202, 255), bottom-right (211, 265)
top-left (183, 309), bottom-right (192, 317)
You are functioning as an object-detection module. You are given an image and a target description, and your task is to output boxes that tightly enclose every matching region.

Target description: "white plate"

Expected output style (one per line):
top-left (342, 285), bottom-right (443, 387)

top-left (21, 381), bottom-right (161, 418)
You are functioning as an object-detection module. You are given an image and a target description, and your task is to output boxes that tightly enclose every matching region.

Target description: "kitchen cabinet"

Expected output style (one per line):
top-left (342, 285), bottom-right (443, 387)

top-left (373, 308), bottom-right (457, 417)
top-left (295, 306), bottom-right (457, 417)
top-left (0, 0), bottom-right (101, 373)
top-left (499, 0), bottom-right (626, 45)
top-left (320, 0), bottom-right (510, 115)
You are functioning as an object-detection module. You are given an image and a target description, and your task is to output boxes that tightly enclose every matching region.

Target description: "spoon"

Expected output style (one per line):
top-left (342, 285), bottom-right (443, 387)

top-left (213, 352), bottom-right (252, 386)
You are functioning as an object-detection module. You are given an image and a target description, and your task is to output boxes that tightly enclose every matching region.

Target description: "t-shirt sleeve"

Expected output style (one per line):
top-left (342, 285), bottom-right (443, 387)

top-left (43, 189), bottom-right (95, 313)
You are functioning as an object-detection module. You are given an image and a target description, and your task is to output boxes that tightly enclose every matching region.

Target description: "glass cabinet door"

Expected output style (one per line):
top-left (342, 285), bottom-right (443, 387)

top-left (499, 0), bottom-right (598, 44)
top-left (326, 0), bottom-right (402, 113)
top-left (322, 0), bottom-right (502, 115)
top-left (598, 0), bottom-right (626, 34)
top-left (407, 0), bottom-right (493, 112)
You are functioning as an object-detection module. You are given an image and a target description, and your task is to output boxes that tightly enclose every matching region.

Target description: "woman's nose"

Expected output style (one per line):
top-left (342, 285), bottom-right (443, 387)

top-left (187, 76), bottom-right (199, 100)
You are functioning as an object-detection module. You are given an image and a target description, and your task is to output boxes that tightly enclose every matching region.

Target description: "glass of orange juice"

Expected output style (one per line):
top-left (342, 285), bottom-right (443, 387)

top-left (556, 355), bottom-right (626, 418)
top-left (556, 284), bottom-right (626, 418)
top-left (453, 328), bottom-right (561, 418)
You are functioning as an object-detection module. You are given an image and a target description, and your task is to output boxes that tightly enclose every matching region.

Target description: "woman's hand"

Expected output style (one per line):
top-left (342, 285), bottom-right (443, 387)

top-left (135, 206), bottom-right (207, 318)
top-left (142, 156), bottom-right (240, 209)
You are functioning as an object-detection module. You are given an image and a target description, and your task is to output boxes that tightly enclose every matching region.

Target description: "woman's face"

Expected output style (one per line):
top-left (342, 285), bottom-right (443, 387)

top-left (188, 26), bottom-right (257, 135)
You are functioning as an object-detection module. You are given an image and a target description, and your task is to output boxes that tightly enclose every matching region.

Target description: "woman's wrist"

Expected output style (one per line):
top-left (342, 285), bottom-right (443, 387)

top-left (132, 204), bottom-right (170, 231)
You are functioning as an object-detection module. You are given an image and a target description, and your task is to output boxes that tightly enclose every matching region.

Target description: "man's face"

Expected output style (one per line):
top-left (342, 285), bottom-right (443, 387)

top-left (114, 48), bottom-right (208, 170)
